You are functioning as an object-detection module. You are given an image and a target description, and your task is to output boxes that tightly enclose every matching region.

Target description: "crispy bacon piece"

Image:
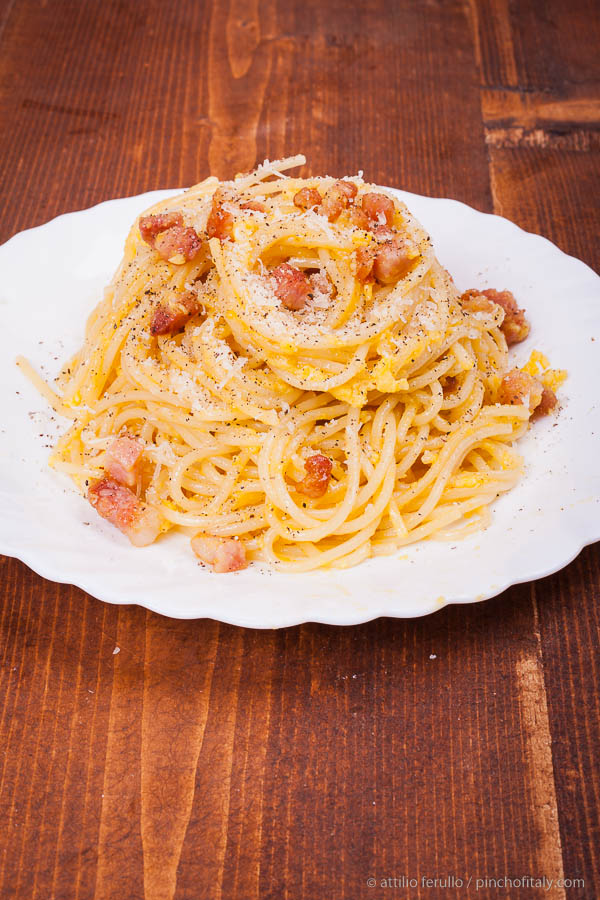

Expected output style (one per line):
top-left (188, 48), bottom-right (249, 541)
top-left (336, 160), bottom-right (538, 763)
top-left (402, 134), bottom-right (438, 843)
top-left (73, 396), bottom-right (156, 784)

top-left (154, 226), bottom-right (203, 264)
top-left (191, 534), bottom-right (248, 573)
top-left (271, 262), bottom-right (312, 310)
top-left (206, 192), bottom-right (234, 241)
top-left (533, 386), bottom-right (558, 418)
top-left (361, 192), bottom-right (395, 227)
top-left (295, 453), bottom-right (333, 499)
top-left (482, 289), bottom-right (530, 345)
top-left (150, 290), bottom-right (201, 336)
top-left (321, 180), bottom-right (358, 222)
top-left (371, 224), bottom-right (395, 242)
top-left (240, 199), bottom-right (266, 212)
top-left (88, 477), bottom-right (162, 547)
top-left (140, 212), bottom-right (202, 264)
top-left (139, 212), bottom-right (183, 245)
top-left (346, 205), bottom-right (371, 229)
top-left (356, 245), bottom-right (377, 282)
top-left (356, 233), bottom-right (416, 285)
top-left (498, 369), bottom-right (543, 414)
top-left (336, 181), bottom-right (358, 201)
top-left (293, 187), bottom-right (322, 210)
top-left (104, 435), bottom-right (145, 488)
top-left (373, 236), bottom-right (415, 284)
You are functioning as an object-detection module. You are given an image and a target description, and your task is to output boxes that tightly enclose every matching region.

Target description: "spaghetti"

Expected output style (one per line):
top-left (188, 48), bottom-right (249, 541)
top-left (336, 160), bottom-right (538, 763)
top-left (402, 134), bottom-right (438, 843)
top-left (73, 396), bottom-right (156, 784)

top-left (19, 155), bottom-right (565, 572)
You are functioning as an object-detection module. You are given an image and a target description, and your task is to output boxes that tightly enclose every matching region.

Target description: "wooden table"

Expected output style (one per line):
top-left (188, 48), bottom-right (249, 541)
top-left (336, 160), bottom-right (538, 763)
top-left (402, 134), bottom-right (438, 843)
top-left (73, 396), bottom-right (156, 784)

top-left (1, 1), bottom-right (598, 898)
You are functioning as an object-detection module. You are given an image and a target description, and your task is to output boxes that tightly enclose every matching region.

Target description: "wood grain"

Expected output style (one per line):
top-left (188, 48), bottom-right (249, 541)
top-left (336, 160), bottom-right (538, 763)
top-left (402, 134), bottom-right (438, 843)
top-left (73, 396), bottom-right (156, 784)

top-left (0, 1), bottom-right (598, 898)
top-left (515, 646), bottom-right (565, 900)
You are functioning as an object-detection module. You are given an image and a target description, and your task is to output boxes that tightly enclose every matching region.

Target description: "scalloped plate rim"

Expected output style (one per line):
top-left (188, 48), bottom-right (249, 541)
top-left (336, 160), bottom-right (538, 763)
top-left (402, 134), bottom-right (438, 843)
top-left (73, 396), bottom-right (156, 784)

top-left (1, 186), bottom-right (598, 627)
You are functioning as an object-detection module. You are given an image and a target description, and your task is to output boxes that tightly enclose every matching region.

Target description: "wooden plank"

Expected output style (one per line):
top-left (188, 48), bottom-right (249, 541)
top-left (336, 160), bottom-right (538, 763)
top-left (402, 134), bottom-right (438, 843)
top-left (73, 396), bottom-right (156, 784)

top-left (0, 0), bottom-right (493, 248)
top-left (515, 647), bottom-right (565, 900)
top-left (467, 0), bottom-right (519, 87)
top-left (206, 0), bottom-right (278, 178)
top-left (481, 8), bottom-right (600, 889)
top-left (469, 0), bottom-right (600, 92)
top-left (0, 572), bottom-right (591, 899)
top-left (489, 146), bottom-right (599, 275)
top-left (94, 609), bottom-right (147, 900)
top-left (0, 0), bottom-right (598, 898)
top-left (536, 548), bottom-right (600, 891)
top-left (490, 141), bottom-right (600, 896)
top-left (273, 0), bottom-right (491, 206)
top-left (140, 616), bottom-right (222, 900)
top-left (482, 89), bottom-right (600, 128)
top-left (470, 0), bottom-right (600, 153)
top-left (0, 564), bottom-right (119, 899)
top-left (509, 0), bottom-right (600, 92)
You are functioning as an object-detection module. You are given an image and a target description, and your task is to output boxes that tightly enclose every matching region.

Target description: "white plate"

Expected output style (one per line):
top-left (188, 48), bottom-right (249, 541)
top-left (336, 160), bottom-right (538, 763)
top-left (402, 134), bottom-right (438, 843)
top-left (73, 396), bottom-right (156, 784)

top-left (1, 189), bottom-right (599, 627)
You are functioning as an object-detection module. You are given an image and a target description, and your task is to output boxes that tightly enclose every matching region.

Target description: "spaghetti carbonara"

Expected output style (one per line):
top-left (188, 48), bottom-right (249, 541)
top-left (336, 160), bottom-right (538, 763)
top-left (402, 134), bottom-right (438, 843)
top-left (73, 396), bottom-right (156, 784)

top-left (19, 155), bottom-right (565, 573)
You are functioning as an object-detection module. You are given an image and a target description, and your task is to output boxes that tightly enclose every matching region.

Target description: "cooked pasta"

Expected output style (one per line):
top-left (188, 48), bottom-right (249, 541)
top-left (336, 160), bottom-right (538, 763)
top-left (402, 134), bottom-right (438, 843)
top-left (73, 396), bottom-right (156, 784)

top-left (18, 155), bottom-right (565, 572)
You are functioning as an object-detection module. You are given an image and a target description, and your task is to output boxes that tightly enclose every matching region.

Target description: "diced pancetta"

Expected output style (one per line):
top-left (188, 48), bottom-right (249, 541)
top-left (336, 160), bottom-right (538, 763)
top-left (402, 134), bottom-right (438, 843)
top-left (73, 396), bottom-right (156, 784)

top-left (88, 477), bottom-right (162, 546)
top-left (191, 534), bottom-right (248, 573)
top-left (533, 386), bottom-right (558, 418)
top-left (294, 453), bottom-right (333, 498)
top-left (372, 236), bottom-right (415, 284)
top-left (139, 212), bottom-right (202, 264)
top-left (498, 369), bottom-right (543, 414)
top-left (346, 205), bottom-right (371, 229)
top-left (240, 199), bottom-right (266, 212)
top-left (321, 180), bottom-right (358, 222)
top-left (206, 192), bottom-right (235, 241)
top-left (360, 192), bottom-right (395, 227)
top-left (139, 212), bottom-right (183, 245)
top-left (482, 289), bottom-right (530, 345)
top-left (104, 435), bottom-right (145, 488)
top-left (153, 226), bottom-right (203, 264)
top-left (293, 187), bottom-right (322, 210)
top-left (355, 245), bottom-right (377, 282)
top-left (150, 290), bottom-right (202, 336)
top-left (271, 262), bottom-right (312, 310)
